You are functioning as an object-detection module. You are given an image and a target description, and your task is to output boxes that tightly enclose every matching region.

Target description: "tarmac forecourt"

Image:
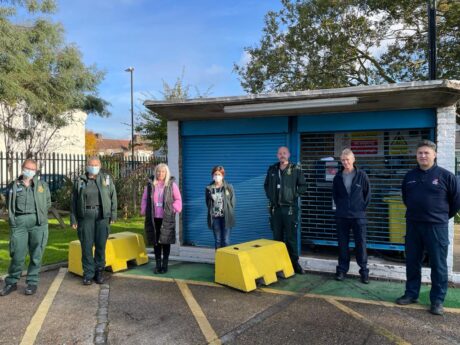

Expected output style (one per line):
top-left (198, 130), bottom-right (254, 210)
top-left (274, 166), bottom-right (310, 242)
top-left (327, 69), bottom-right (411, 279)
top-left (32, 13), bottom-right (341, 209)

top-left (7, 261), bottom-right (460, 345)
top-left (118, 261), bottom-right (460, 311)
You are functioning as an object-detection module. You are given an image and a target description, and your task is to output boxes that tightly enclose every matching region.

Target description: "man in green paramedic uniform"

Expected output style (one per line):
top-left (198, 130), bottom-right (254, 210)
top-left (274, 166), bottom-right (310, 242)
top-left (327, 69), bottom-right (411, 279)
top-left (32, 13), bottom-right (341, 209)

top-left (0, 159), bottom-right (51, 296)
top-left (71, 157), bottom-right (117, 285)
top-left (264, 146), bottom-right (308, 274)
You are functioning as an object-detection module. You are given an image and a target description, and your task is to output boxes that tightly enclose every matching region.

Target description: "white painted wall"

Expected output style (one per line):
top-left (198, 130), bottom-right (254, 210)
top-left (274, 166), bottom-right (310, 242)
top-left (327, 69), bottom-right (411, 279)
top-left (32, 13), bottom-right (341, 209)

top-left (0, 106), bottom-right (87, 155)
top-left (167, 121), bottom-right (181, 256)
top-left (436, 105), bottom-right (457, 279)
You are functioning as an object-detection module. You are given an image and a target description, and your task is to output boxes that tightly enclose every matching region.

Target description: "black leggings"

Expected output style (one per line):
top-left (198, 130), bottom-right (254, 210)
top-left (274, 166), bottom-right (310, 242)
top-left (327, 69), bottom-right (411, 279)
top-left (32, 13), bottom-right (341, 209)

top-left (153, 218), bottom-right (170, 260)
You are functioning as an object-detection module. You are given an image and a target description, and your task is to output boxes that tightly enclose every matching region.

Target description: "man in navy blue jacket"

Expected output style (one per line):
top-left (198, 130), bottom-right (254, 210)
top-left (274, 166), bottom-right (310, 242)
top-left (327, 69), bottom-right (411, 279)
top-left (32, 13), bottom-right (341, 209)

top-left (396, 140), bottom-right (460, 316)
top-left (332, 149), bottom-right (371, 284)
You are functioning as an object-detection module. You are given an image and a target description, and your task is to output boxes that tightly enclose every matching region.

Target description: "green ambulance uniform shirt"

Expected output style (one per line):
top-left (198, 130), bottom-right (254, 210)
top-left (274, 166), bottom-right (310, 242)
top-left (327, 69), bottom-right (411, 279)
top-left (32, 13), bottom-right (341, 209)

top-left (85, 179), bottom-right (101, 207)
top-left (15, 181), bottom-right (36, 214)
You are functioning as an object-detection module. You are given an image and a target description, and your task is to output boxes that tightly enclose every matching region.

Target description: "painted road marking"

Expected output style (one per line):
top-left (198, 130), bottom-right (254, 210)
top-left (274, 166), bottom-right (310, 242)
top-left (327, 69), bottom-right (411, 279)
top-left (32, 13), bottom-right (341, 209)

top-left (177, 281), bottom-right (221, 345)
top-left (115, 272), bottom-right (223, 288)
top-left (115, 273), bottom-right (460, 314)
top-left (326, 298), bottom-right (411, 345)
top-left (260, 287), bottom-right (460, 314)
top-left (20, 267), bottom-right (67, 345)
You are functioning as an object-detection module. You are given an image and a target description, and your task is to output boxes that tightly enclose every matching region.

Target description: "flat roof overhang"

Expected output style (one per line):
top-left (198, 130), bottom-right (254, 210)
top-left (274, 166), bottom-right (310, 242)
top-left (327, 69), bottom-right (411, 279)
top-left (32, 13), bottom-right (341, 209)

top-left (144, 80), bottom-right (460, 121)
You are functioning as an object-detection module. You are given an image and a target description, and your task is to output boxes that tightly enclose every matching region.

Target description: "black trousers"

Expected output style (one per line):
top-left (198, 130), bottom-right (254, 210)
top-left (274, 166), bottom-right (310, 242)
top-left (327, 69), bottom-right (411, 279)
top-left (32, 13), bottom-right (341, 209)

top-left (405, 221), bottom-right (449, 304)
top-left (153, 218), bottom-right (170, 260)
top-left (336, 217), bottom-right (368, 276)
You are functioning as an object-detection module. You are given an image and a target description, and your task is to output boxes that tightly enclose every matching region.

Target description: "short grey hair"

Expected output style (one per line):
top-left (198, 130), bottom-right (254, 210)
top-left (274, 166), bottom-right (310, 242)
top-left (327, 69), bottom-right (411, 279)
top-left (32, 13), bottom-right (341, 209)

top-left (340, 148), bottom-right (355, 158)
top-left (22, 158), bottom-right (37, 169)
top-left (416, 139), bottom-right (437, 152)
top-left (87, 156), bottom-right (101, 165)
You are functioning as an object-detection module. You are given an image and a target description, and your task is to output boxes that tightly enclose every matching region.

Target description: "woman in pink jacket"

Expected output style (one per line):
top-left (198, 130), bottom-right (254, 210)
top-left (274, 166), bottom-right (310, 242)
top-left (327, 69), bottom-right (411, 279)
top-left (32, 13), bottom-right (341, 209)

top-left (141, 163), bottom-right (182, 274)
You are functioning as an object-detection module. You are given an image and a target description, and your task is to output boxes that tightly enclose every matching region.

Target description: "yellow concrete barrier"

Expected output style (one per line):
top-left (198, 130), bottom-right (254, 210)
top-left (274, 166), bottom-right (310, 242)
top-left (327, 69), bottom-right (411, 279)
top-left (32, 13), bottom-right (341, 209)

top-left (68, 231), bottom-right (149, 276)
top-left (215, 239), bottom-right (294, 292)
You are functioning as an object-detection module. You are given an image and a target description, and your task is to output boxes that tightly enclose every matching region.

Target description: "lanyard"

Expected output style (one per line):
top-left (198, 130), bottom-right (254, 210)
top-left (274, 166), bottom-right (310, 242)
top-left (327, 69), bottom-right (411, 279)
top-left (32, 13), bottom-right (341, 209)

top-left (153, 185), bottom-right (165, 208)
top-left (157, 186), bottom-right (164, 202)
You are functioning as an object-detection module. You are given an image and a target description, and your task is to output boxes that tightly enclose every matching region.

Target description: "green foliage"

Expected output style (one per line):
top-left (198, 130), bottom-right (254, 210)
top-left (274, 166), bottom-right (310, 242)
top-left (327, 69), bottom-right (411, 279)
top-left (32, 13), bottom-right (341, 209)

top-left (112, 159), bottom-right (166, 218)
top-left (52, 176), bottom-right (73, 211)
top-left (136, 70), bottom-right (212, 152)
top-left (235, 0), bottom-right (460, 93)
top-left (0, 0), bottom-right (110, 156)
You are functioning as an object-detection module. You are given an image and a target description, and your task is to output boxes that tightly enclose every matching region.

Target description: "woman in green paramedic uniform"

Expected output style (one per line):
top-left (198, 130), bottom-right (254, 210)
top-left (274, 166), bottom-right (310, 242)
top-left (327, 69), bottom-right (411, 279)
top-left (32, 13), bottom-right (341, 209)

top-left (70, 157), bottom-right (117, 285)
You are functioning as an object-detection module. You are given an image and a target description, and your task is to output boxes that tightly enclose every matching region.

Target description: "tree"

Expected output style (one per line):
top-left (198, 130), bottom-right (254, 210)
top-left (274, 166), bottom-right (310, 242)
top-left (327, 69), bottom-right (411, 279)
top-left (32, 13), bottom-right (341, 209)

top-left (136, 71), bottom-right (212, 153)
top-left (85, 130), bottom-right (98, 155)
top-left (235, 0), bottom-right (460, 93)
top-left (0, 0), bottom-right (110, 177)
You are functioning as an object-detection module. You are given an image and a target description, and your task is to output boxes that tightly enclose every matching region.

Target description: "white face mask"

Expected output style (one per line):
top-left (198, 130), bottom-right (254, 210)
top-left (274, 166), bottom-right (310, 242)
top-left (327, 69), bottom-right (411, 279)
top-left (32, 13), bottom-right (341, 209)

top-left (22, 169), bottom-right (36, 179)
top-left (213, 175), bottom-right (223, 183)
top-left (86, 166), bottom-right (100, 175)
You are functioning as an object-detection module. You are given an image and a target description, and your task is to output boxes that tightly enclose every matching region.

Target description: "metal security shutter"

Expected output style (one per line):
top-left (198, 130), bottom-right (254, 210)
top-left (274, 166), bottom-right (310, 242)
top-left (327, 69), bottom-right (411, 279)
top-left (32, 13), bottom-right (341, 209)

top-left (299, 129), bottom-right (432, 251)
top-left (182, 133), bottom-right (287, 247)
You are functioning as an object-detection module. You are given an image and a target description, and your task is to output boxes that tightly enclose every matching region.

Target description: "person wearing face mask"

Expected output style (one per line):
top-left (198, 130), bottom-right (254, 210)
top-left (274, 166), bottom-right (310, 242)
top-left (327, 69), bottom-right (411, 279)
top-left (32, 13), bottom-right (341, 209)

top-left (141, 163), bottom-right (182, 274)
top-left (205, 166), bottom-right (235, 249)
top-left (264, 146), bottom-right (308, 274)
top-left (1, 159), bottom-right (51, 296)
top-left (70, 157), bottom-right (117, 285)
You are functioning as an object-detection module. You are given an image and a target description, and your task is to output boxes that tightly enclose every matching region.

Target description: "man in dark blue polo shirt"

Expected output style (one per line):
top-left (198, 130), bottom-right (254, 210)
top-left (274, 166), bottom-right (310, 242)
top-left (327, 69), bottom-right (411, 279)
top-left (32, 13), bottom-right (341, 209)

top-left (396, 140), bottom-right (460, 315)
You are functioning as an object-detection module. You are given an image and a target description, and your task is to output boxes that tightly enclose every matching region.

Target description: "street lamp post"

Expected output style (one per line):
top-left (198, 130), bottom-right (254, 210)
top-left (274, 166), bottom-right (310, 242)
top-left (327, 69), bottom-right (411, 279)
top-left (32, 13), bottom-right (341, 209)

top-left (125, 67), bottom-right (135, 169)
top-left (427, 0), bottom-right (437, 80)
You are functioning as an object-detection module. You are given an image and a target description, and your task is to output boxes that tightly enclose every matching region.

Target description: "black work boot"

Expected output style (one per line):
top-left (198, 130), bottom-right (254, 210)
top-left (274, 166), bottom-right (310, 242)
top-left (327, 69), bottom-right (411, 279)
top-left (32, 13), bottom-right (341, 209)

top-left (94, 269), bottom-right (104, 284)
top-left (293, 261), bottom-right (305, 275)
top-left (161, 257), bottom-right (169, 274)
top-left (83, 277), bottom-right (93, 286)
top-left (360, 273), bottom-right (370, 284)
top-left (25, 284), bottom-right (37, 295)
top-left (335, 272), bottom-right (345, 281)
top-left (0, 283), bottom-right (17, 296)
top-left (395, 295), bottom-right (418, 305)
top-left (430, 303), bottom-right (444, 316)
top-left (154, 258), bottom-right (162, 274)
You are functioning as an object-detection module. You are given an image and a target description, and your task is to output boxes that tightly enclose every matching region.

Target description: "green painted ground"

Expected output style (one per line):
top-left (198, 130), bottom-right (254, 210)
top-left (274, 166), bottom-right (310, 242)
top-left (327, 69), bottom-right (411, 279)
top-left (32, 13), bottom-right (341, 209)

top-left (124, 261), bottom-right (460, 308)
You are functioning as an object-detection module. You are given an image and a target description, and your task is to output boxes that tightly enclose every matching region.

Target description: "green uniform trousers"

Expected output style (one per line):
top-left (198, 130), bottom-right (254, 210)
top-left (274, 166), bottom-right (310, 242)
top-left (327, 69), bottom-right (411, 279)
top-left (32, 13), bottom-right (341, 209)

top-left (270, 206), bottom-right (299, 263)
top-left (5, 214), bottom-right (48, 285)
top-left (77, 208), bottom-right (109, 279)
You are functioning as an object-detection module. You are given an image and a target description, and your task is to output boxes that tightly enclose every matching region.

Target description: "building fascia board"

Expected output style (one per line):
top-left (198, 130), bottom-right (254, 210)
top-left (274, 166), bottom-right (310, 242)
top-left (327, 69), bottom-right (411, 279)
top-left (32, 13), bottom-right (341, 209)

top-left (144, 80), bottom-right (460, 121)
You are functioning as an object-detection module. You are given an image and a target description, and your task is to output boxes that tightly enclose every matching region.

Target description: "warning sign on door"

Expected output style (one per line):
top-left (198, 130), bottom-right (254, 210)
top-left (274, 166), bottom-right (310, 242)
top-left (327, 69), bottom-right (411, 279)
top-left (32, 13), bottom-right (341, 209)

top-left (335, 132), bottom-right (383, 156)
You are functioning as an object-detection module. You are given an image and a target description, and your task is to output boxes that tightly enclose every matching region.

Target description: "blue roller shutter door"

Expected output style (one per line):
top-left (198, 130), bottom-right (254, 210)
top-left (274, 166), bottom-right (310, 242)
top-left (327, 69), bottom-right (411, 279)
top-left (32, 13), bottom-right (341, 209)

top-left (182, 133), bottom-right (287, 247)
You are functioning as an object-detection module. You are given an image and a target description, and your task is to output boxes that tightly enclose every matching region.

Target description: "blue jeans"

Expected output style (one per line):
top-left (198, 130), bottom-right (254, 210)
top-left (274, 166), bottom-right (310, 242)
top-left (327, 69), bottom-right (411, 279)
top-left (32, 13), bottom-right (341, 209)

top-left (212, 217), bottom-right (230, 249)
